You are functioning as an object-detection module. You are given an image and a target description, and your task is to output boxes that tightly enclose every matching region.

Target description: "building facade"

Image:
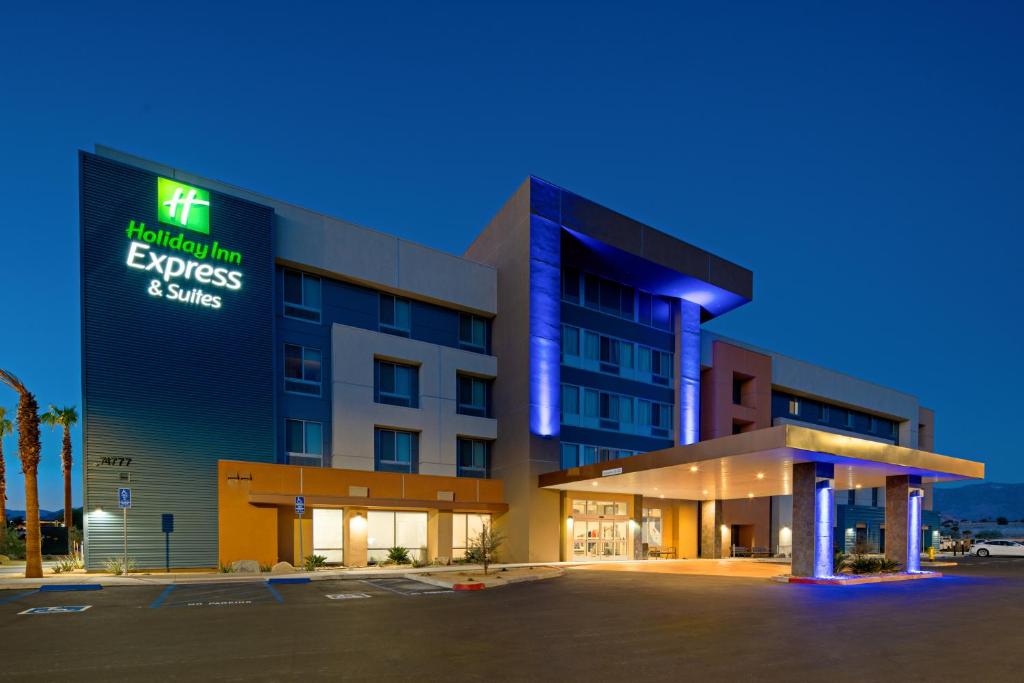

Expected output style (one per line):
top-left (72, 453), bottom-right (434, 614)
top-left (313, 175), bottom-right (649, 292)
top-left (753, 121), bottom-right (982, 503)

top-left (79, 147), bottom-right (981, 573)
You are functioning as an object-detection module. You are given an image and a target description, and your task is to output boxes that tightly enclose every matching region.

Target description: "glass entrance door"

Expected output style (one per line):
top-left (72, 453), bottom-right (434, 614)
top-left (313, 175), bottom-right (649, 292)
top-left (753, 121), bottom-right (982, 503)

top-left (571, 500), bottom-right (629, 560)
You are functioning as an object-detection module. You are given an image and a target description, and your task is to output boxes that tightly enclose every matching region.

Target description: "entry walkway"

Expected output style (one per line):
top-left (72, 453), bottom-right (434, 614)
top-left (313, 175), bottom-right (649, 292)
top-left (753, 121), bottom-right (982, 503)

top-left (571, 559), bottom-right (790, 579)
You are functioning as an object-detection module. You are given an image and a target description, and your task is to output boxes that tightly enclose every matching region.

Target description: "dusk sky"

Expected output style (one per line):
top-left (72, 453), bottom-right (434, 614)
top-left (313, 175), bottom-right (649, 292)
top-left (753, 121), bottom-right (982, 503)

top-left (1, 2), bottom-right (1021, 509)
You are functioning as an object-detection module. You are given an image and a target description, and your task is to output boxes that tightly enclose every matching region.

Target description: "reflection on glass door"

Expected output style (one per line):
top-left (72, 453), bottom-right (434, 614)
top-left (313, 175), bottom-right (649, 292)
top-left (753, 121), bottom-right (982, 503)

top-left (571, 499), bottom-right (629, 560)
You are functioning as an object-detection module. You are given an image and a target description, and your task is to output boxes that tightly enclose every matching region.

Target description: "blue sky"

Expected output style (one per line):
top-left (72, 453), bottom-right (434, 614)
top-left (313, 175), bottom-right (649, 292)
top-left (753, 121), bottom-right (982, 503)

top-left (1, 1), bottom-right (1021, 509)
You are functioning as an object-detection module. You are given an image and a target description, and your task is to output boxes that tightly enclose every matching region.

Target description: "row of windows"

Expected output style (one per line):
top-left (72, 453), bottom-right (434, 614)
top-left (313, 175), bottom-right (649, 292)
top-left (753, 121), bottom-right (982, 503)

top-left (562, 324), bottom-right (673, 386)
top-left (560, 442), bottom-right (640, 469)
top-left (283, 269), bottom-right (490, 353)
top-left (561, 383), bottom-right (674, 439)
top-left (784, 396), bottom-right (898, 438)
top-left (285, 420), bottom-right (489, 478)
top-left (561, 267), bottom-right (673, 331)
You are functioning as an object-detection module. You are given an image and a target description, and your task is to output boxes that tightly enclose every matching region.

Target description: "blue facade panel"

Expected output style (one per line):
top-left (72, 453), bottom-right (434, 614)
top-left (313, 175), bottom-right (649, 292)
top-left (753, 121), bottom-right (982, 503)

top-left (79, 152), bottom-right (275, 570)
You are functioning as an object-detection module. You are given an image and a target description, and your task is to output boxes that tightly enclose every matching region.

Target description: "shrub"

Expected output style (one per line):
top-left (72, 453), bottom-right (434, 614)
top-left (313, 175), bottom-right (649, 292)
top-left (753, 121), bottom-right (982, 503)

top-left (104, 556), bottom-right (136, 576)
top-left (304, 554), bottom-right (327, 571)
top-left (0, 527), bottom-right (25, 560)
top-left (833, 551), bottom-right (849, 575)
top-left (466, 523), bottom-right (505, 575)
top-left (877, 557), bottom-right (901, 573)
top-left (52, 553), bottom-right (83, 574)
top-left (219, 564), bottom-right (234, 573)
top-left (386, 547), bottom-right (410, 564)
top-left (847, 555), bottom-right (881, 575)
top-left (260, 563), bottom-right (273, 573)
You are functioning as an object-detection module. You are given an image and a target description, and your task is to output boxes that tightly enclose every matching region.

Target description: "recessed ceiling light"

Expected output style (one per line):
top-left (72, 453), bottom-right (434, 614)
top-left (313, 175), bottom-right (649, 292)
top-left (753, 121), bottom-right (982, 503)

top-left (591, 482), bottom-right (598, 487)
top-left (756, 472), bottom-right (765, 479)
top-left (690, 465), bottom-right (699, 472)
top-left (659, 494), bottom-right (664, 499)
top-left (856, 484), bottom-right (863, 489)
top-left (748, 493), bottom-right (754, 498)
top-left (702, 490), bottom-right (709, 495)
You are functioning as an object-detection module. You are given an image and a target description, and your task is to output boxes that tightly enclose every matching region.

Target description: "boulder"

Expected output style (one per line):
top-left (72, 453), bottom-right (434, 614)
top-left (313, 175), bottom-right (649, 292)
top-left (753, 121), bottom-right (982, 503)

top-left (230, 559), bottom-right (261, 574)
top-left (270, 561), bottom-right (296, 574)
top-left (0, 555), bottom-right (9, 565)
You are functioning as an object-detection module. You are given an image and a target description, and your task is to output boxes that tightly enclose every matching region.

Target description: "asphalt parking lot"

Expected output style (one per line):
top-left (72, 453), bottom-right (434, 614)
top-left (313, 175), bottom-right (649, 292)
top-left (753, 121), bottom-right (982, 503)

top-left (1, 558), bottom-right (1022, 682)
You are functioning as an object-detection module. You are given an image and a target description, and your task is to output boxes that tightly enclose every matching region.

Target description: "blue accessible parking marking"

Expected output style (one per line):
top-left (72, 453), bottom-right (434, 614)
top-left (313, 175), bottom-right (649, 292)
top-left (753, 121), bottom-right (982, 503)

top-left (0, 590), bottom-right (39, 606)
top-left (19, 606), bottom-right (92, 615)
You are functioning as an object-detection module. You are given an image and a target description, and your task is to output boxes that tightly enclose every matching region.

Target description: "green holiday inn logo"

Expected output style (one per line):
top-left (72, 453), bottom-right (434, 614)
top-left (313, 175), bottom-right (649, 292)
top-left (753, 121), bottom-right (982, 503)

top-left (158, 177), bottom-right (210, 234)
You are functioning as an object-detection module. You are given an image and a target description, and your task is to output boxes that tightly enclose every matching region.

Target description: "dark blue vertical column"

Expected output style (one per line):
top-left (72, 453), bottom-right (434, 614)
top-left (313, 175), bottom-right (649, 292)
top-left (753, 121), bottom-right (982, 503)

top-left (529, 213), bottom-right (561, 437)
top-left (678, 299), bottom-right (701, 445)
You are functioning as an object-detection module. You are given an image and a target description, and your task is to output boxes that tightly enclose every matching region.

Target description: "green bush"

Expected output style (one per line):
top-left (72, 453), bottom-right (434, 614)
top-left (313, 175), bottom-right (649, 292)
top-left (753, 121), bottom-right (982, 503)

top-left (0, 527), bottom-right (25, 560)
top-left (52, 553), bottom-right (83, 574)
top-left (304, 554), bottom-right (327, 571)
top-left (876, 557), bottom-right (901, 573)
top-left (386, 546), bottom-right (410, 564)
top-left (260, 563), bottom-right (273, 573)
top-left (846, 555), bottom-right (881, 574)
top-left (833, 551), bottom-right (849, 575)
top-left (104, 556), bottom-right (135, 576)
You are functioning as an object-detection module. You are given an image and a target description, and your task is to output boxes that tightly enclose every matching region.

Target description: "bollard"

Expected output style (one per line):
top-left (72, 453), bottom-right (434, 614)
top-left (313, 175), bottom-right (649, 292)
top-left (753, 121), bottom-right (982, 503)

top-left (928, 546), bottom-right (935, 561)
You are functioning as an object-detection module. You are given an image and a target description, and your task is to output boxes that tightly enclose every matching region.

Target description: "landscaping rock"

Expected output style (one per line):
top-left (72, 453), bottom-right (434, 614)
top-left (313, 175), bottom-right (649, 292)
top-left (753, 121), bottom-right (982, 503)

top-left (230, 559), bottom-right (261, 574)
top-left (270, 561), bottom-right (296, 574)
top-left (0, 555), bottom-right (9, 565)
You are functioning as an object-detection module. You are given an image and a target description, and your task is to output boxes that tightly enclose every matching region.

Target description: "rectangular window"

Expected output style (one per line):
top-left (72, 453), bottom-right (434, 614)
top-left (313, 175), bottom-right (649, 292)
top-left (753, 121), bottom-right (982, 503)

top-left (312, 509), bottom-right (344, 564)
top-left (452, 513), bottom-right (491, 559)
top-left (637, 291), bottom-right (653, 326)
top-left (374, 359), bottom-right (419, 408)
top-left (374, 428), bottom-right (418, 473)
top-left (285, 419), bottom-right (323, 464)
top-left (582, 445), bottom-right (598, 465)
top-left (457, 438), bottom-right (490, 478)
top-left (651, 295), bottom-right (672, 330)
top-left (560, 443), bottom-right (580, 468)
top-left (561, 384), bottom-right (580, 416)
top-left (379, 294), bottom-right (412, 335)
top-left (845, 410), bottom-right (855, 428)
top-left (583, 331), bottom-right (600, 361)
top-left (562, 325), bottom-right (580, 357)
top-left (283, 270), bottom-right (322, 323)
top-left (869, 416), bottom-right (878, 432)
top-left (457, 374), bottom-right (491, 417)
top-left (583, 274), bottom-right (600, 309)
top-left (583, 389), bottom-right (599, 418)
top-left (284, 344), bottom-right (322, 395)
top-left (561, 267), bottom-right (580, 303)
top-left (459, 314), bottom-right (487, 351)
top-left (367, 511), bottom-right (427, 564)
top-left (789, 398), bottom-right (800, 416)
top-left (733, 377), bottom-right (744, 405)
top-left (820, 405), bottom-right (830, 422)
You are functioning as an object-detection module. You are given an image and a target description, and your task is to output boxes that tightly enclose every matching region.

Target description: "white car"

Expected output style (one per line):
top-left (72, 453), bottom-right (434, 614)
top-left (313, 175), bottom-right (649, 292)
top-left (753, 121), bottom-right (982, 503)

top-left (972, 540), bottom-right (1024, 557)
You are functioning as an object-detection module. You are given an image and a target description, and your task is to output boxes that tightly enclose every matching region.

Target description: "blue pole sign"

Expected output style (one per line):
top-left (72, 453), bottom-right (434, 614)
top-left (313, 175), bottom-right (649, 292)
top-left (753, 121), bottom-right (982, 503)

top-left (295, 496), bottom-right (305, 514)
top-left (118, 488), bottom-right (132, 509)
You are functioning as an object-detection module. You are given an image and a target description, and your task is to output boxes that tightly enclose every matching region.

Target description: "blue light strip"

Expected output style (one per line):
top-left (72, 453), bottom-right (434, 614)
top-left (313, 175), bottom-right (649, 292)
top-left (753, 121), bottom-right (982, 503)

top-left (814, 479), bottom-right (835, 579)
top-left (529, 214), bottom-right (561, 437)
top-left (907, 491), bottom-right (922, 573)
top-left (679, 300), bottom-right (701, 445)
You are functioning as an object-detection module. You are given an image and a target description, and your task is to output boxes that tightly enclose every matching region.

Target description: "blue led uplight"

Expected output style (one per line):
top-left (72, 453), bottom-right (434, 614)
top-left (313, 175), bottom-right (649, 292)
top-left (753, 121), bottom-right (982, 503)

top-left (814, 479), bottom-right (835, 579)
top-left (907, 490), bottom-right (923, 573)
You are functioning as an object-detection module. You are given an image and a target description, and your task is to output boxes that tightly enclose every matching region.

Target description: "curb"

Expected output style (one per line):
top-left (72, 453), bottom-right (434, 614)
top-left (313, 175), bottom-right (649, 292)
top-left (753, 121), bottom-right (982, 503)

top-left (452, 582), bottom-right (485, 591)
top-left (789, 572), bottom-right (943, 585)
top-left (39, 584), bottom-right (102, 592)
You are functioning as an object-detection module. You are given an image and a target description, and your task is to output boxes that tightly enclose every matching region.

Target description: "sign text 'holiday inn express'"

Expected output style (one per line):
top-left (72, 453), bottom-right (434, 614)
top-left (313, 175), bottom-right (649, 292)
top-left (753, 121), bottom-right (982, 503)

top-left (122, 177), bottom-right (246, 310)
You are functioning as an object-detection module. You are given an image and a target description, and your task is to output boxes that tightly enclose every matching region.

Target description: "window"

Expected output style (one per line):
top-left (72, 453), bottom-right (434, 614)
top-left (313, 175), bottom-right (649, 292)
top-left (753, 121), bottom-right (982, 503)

top-left (651, 295), bottom-right (672, 330)
top-left (284, 344), bottom-right (322, 395)
top-left (639, 400), bottom-right (672, 434)
top-left (561, 267), bottom-right (580, 303)
top-left (820, 405), bottom-right (830, 422)
top-left (562, 325), bottom-right (580, 357)
top-left (845, 410), bottom-right (855, 428)
top-left (283, 270), bottom-right (322, 323)
top-left (457, 438), bottom-right (490, 478)
top-left (459, 314), bottom-right (487, 351)
top-left (312, 509), bottom-right (344, 564)
top-left (869, 416), bottom-right (878, 432)
top-left (560, 443), bottom-right (580, 468)
top-left (732, 376), bottom-right (745, 406)
top-left (637, 347), bottom-right (673, 381)
top-left (374, 428), bottom-right (418, 473)
top-left (457, 374), bottom-right (491, 417)
top-left (452, 513), bottom-right (491, 559)
top-left (561, 384), bottom-right (580, 417)
top-left (583, 389), bottom-right (599, 418)
top-left (582, 331), bottom-right (600, 361)
top-left (600, 336), bottom-right (634, 370)
top-left (374, 359), bottom-right (418, 408)
top-left (379, 294), bottom-right (411, 335)
top-left (367, 511), bottom-right (427, 563)
top-left (788, 398), bottom-right (800, 416)
top-left (285, 419), bottom-right (323, 464)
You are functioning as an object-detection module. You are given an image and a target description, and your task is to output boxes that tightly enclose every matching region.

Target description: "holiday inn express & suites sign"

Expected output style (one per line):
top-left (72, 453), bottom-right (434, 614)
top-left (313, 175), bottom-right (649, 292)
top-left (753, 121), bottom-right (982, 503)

top-left (122, 177), bottom-right (246, 310)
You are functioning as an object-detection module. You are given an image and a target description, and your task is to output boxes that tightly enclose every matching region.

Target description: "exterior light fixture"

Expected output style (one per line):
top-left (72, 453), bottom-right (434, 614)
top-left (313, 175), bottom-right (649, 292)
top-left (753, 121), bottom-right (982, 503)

top-left (349, 513), bottom-right (367, 532)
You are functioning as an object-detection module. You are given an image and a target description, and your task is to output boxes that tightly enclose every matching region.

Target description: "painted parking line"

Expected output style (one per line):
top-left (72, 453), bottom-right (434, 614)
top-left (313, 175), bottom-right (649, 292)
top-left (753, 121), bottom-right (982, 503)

top-left (149, 584), bottom-right (176, 609)
top-left (19, 605), bottom-right (92, 615)
top-left (361, 578), bottom-right (453, 596)
top-left (266, 583), bottom-right (284, 603)
top-left (326, 592), bottom-right (372, 600)
top-left (0, 590), bottom-right (39, 606)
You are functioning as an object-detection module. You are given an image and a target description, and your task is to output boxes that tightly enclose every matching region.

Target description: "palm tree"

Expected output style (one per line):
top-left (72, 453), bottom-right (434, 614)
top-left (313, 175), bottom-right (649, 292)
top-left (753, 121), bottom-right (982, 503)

top-left (41, 405), bottom-right (78, 534)
top-left (0, 369), bottom-right (43, 578)
top-left (0, 406), bottom-right (12, 532)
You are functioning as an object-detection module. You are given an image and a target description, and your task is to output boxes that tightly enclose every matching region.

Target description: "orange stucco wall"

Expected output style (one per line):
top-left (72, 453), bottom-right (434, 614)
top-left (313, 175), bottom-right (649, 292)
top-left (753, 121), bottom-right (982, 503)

top-left (218, 460), bottom-right (505, 567)
top-left (700, 340), bottom-right (773, 439)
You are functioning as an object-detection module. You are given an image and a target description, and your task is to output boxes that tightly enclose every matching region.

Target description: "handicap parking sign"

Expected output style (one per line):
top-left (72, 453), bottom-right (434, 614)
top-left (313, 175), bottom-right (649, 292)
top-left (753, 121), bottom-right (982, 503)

top-left (295, 496), bottom-right (304, 514)
top-left (118, 488), bottom-right (131, 509)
